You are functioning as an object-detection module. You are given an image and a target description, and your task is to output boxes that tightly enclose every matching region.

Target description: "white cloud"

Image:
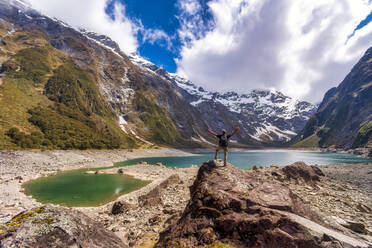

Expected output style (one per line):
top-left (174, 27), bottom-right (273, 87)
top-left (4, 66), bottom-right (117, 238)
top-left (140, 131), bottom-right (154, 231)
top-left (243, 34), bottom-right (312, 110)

top-left (27, 0), bottom-right (139, 54)
top-left (142, 28), bottom-right (174, 50)
top-left (176, 0), bottom-right (372, 102)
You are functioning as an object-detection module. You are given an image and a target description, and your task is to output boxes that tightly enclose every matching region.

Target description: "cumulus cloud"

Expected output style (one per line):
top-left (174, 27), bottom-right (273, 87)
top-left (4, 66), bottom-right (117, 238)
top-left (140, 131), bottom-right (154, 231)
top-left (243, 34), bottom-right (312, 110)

top-left (176, 0), bottom-right (372, 102)
top-left (27, 0), bottom-right (139, 53)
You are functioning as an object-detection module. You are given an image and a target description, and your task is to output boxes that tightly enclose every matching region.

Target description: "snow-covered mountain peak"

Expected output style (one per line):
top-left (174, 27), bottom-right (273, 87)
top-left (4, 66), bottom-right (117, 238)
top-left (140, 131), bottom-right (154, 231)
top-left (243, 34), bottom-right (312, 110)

top-left (128, 53), bottom-right (317, 142)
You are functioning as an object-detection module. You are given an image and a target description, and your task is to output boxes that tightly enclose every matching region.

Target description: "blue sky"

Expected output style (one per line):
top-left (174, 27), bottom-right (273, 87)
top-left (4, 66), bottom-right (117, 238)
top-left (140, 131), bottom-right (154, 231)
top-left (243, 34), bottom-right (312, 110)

top-left (105, 0), bottom-right (214, 72)
top-left (347, 10), bottom-right (372, 43)
top-left (29, 0), bottom-right (372, 102)
top-left (105, 0), bottom-right (181, 72)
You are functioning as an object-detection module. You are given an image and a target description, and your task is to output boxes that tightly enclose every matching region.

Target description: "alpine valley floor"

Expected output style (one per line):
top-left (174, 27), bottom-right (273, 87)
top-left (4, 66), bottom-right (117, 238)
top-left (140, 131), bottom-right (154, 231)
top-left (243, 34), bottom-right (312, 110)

top-left (0, 149), bottom-right (371, 247)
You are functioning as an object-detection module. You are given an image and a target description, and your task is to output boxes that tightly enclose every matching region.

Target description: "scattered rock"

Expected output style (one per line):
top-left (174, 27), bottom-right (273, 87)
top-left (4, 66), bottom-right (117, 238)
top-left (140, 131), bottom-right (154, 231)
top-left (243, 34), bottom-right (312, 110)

top-left (85, 170), bottom-right (97, 174)
top-left (14, 176), bottom-right (22, 181)
top-left (356, 203), bottom-right (371, 213)
top-left (342, 220), bottom-right (368, 234)
top-left (148, 215), bottom-right (161, 226)
top-left (111, 201), bottom-right (137, 215)
top-left (155, 162), bottom-right (165, 168)
top-left (162, 208), bottom-right (177, 215)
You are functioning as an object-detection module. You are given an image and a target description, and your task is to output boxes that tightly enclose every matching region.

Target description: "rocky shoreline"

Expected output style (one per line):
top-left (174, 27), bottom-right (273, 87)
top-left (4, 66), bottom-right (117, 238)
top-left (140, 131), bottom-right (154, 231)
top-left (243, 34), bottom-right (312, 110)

top-left (0, 149), bottom-right (371, 247)
top-left (0, 149), bottom-right (193, 224)
top-left (320, 147), bottom-right (372, 158)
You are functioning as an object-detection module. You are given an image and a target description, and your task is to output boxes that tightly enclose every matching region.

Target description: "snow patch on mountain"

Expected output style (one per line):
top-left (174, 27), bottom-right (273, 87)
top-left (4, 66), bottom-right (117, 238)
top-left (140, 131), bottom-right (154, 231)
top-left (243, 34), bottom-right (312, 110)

top-left (127, 54), bottom-right (317, 143)
top-left (169, 72), bottom-right (314, 120)
top-left (80, 29), bottom-right (124, 59)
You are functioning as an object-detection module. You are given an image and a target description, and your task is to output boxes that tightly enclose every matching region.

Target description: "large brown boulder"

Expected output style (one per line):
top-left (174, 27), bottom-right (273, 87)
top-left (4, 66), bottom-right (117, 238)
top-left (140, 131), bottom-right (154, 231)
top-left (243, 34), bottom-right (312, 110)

top-left (159, 174), bottom-right (181, 189)
top-left (138, 186), bottom-right (163, 207)
top-left (155, 160), bottom-right (369, 248)
top-left (282, 161), bottom-right (325, 184)
top-left (111, 201), bottom-right (137, 215)
top-left (0, 206), bottom-right (127, 248)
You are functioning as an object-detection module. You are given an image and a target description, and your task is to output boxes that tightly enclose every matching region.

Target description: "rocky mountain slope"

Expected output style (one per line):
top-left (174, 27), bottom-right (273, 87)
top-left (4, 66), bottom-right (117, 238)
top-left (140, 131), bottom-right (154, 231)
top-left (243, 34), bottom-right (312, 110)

top-left (129, 53), bottom-right (317, 144)
top-left (156, 160), bottom-right (371, 248)
top-left (293, 46), bottom-right (372, 149)
top-left (0, 0), bottom-right (316, 149)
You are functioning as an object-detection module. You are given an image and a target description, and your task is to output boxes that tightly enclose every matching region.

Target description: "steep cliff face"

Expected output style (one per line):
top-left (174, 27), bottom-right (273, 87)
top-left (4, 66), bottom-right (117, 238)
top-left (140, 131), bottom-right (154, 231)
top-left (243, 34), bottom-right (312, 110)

top-left (293, 47), bottom-right (372, 148)
top-left (0, 1), bottom-right (140, 149)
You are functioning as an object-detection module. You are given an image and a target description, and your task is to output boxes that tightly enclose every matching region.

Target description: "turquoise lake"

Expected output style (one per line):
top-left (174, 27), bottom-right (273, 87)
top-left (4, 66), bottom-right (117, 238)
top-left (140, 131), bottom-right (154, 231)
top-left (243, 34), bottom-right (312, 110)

top-left (24, 151), bottom-right (372, 207)
top-left (116, 151), bottom-right (372, 169)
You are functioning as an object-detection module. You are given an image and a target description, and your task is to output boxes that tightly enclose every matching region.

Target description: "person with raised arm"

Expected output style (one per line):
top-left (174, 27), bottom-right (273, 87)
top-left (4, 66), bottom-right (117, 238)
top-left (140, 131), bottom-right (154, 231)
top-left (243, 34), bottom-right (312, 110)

top-left (207, 127), bottom-right (240, 166)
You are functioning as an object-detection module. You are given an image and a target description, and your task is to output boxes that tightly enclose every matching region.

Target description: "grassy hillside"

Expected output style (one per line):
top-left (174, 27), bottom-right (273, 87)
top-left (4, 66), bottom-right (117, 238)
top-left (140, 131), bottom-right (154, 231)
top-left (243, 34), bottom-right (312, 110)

top-left (0, 20), bottom-right (201, 150)
top-left (0, 25), bottom-right (139, 150)
top-left (353, 120), bottom-right (372, 148)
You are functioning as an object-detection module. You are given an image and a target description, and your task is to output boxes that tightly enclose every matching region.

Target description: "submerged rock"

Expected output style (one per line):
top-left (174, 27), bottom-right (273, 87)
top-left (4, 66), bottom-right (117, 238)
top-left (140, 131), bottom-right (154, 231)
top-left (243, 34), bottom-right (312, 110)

top-left (155, 160), bottom-right (370, 248)
top-left (0, 206), bottom-right (127, 248)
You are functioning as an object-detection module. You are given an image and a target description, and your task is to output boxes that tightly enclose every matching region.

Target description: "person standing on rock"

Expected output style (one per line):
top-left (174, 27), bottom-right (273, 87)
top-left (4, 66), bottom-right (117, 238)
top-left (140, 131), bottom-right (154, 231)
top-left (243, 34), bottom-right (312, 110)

top-left (208, 127), bottom-right (239, 166)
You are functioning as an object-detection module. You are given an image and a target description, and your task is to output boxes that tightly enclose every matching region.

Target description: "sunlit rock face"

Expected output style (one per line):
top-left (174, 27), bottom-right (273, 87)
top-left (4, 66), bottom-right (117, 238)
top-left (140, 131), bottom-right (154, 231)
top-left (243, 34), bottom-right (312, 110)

top-left (156, 160), bottom-right (370, 248)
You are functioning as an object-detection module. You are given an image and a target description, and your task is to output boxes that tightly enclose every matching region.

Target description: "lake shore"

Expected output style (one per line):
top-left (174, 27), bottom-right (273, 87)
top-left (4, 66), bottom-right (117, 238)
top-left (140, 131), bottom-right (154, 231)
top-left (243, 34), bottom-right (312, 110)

top-left (0, 149), bottom-right (371, 246)
top-left (0, 148), bottom-right (195, 223)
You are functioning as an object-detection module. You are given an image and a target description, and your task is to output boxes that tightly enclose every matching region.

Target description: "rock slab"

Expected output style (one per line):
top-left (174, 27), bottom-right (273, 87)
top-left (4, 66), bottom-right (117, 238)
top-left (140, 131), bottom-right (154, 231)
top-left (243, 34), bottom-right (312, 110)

top-left (0, 205), bottom-right (127, 248)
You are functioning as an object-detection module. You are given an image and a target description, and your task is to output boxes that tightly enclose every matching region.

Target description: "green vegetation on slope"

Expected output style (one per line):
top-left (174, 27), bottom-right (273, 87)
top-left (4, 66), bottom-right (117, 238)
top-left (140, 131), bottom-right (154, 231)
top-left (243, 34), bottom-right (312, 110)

top-left (132, 92), bottom-right (180, 146)
top-left (353, 120), bottom-right (372, 148)
top-left (291, 134), bottom-right (320, 148)
top-left (0, 28), bottom-right (138, 150)
top-left (0, 45), bottom-right (56, 149)
top-left (4, 46), bottom-right (51, 83)
top-left (45, 60), bottom-right (112, 117)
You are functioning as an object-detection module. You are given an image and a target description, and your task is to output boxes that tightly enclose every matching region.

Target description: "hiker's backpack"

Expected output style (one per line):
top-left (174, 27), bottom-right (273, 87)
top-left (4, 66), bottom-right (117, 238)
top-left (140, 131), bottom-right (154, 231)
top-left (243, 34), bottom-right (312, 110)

top-left (219, 134), bottom-right (228, 147)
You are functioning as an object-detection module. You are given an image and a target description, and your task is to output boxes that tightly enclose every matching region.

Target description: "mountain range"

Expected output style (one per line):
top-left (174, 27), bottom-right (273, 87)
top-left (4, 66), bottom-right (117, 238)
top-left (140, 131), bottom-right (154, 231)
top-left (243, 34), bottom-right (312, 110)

top-left (0, 0), bottom-right (370, 150)
top-left (292, 46), bottom-right (372, 149)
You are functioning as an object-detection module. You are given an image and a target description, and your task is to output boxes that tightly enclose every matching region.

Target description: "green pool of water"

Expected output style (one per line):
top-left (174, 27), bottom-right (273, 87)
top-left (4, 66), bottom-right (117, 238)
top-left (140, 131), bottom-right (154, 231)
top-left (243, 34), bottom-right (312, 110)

top-left (23, 168), bottom-right (150, 207)
top-left (24, 151), bottom-right (372, 207)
